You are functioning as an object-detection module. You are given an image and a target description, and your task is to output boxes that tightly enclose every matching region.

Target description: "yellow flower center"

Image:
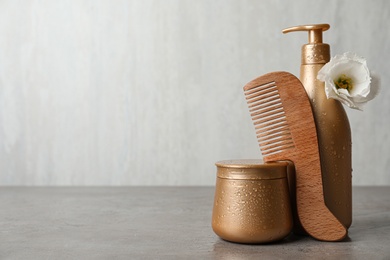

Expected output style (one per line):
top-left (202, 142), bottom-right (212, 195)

top-left (334, 74), bottom-right (353, 92)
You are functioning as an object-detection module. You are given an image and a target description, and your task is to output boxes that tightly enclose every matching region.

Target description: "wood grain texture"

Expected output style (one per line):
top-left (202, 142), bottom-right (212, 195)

top-left (244, 71), bottom-right (346, 241)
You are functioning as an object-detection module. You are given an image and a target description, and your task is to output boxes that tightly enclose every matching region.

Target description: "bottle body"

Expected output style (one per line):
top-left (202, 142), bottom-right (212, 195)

top-left (300, 64), bottom-right (352, 228)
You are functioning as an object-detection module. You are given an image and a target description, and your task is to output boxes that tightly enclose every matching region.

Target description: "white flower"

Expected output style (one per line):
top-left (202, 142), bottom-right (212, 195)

top-left (317, 52), bottom-right (379, 110)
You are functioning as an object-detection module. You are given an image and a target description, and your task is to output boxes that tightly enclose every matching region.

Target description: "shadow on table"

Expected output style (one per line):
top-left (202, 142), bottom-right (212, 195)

top-left (212, 233), bottom-right (354, 259)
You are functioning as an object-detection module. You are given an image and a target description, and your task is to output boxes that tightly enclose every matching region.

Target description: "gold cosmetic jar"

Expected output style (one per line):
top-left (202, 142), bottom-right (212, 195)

top-left (212, 159), bottom-right (293, 244)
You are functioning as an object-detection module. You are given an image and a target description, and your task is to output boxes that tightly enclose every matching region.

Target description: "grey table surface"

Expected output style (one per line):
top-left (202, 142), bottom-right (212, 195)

top-left (1, 187), bottom-right (390, 260)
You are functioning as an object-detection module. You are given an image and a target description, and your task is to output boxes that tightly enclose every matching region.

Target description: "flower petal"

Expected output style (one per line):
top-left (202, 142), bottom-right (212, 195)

top-left (316, 52), bottom-right (376, 111)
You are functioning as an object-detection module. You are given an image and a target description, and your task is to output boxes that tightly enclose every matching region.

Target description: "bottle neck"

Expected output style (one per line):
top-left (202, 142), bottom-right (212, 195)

top-left (301, 44), bottom-right (330, 65)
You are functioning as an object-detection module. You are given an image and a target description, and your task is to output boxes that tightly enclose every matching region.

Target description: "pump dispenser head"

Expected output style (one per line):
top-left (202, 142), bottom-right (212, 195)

top-left (282, 24), bottom-right (330, 65)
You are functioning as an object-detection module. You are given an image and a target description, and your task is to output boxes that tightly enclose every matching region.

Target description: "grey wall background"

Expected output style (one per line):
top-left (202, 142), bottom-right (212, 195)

top-left (0, 0), bottom-right (389, 186)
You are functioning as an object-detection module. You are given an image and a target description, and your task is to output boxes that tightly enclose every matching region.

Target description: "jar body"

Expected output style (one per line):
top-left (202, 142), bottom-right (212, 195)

top-left (212, 160), bottom-right (293, 244)
top-left (300, 65), bottom-right (352, 228)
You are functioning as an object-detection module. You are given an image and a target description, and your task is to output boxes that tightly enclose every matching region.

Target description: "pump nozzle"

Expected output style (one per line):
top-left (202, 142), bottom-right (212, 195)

top-left (282, 24), bottom-right (330, 65)
top-left (282, 24), bottom-right (330, 43)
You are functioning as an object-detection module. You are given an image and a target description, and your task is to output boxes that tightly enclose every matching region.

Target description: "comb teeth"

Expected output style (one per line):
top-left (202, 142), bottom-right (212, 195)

top-left (244, 81), bottom-right (295, 156)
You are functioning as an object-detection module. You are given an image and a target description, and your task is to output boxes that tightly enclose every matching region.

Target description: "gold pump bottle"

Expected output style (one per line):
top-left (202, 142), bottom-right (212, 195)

top-left (283, 24), bottom-right (352, 229)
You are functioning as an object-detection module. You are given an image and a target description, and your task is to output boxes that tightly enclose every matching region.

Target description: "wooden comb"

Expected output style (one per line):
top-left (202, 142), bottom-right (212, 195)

top-left (243, 71), bottom-right (347, 241)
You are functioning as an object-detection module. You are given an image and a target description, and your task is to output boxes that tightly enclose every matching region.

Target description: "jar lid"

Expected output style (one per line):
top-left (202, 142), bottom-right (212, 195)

top-left (215, 159), bottom-right (289, 180)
